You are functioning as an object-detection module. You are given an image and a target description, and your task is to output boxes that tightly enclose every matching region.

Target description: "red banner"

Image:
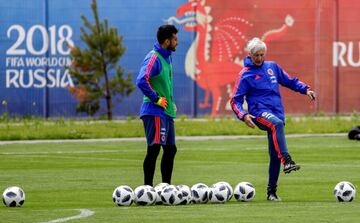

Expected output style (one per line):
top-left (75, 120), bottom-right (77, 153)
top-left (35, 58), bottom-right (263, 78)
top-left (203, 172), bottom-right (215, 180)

top-left (172, 0), bottom-right (360, 116)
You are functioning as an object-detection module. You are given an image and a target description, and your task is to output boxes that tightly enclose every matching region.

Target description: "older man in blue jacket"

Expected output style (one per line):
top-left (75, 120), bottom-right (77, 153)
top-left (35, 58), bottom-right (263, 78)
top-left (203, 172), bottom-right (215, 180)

top-left (231, 37), bottom-right (316, 201)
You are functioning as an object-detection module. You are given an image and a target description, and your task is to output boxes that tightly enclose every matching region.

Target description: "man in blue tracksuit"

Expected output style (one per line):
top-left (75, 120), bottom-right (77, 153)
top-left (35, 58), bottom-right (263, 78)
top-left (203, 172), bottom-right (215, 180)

top-left (231, 37), bottom-right (316, 201)
top-left (136, 25), bottom-right (178, 187)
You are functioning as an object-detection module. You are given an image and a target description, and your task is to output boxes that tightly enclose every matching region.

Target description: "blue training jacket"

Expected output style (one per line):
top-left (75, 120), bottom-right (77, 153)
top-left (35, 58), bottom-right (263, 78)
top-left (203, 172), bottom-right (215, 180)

top-left (136, 42), bottom-right (173, 119)
top-left (231, 56), bottom-right (309, 122)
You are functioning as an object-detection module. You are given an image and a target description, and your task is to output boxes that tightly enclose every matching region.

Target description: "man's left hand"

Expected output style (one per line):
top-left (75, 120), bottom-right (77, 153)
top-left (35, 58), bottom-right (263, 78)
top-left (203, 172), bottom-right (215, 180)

top-left (307, 89), bottom-right (316, 101)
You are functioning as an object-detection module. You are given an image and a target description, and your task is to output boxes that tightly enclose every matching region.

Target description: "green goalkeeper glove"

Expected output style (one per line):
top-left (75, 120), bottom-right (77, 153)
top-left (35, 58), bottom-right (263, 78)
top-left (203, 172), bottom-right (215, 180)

top-left (155, 97), bottom-right (168, 109)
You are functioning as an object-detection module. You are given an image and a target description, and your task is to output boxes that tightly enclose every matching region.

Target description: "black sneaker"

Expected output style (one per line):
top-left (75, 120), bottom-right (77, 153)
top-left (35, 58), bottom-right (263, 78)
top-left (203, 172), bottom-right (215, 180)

top-left (283, 155), bottom-right (301, 174)
top-left (267, 193), bottom-right (281, 201)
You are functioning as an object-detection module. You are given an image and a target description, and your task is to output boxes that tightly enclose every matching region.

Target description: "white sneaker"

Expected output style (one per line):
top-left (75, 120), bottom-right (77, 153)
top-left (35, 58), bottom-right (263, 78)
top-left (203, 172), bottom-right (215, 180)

top-left (267, 193), bottom-right (282, 201)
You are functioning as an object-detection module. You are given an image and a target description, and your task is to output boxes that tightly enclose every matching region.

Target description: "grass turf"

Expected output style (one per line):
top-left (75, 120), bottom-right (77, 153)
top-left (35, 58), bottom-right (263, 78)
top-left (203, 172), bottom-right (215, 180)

top-left (0, 116), bottom-right (358, 140)
top-left (0, 136), bottom-right (359, 222)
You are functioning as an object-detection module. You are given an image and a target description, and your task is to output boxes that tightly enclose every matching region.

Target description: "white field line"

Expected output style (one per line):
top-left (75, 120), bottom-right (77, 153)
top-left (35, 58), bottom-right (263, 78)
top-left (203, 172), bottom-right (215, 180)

top-left (0, 133), bottom-right (347, 145)
top-left (1, 143), bottom-right (358, 156)
top-left (0, 150), bottom-right (121, 155)
top-left (39, 209), bottom-right (94, 223)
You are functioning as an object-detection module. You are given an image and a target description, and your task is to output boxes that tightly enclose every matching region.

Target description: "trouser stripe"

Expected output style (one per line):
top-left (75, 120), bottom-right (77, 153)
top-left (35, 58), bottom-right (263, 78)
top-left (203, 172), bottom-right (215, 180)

top-left (256, 117), bottom-right (285, 164)
top-left (154, 116), bottom-right (160, 144)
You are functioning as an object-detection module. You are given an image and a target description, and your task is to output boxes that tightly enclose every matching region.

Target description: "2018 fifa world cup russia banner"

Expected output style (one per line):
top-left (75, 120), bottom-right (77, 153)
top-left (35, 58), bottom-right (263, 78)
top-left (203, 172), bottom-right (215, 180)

top-left (5, 24), bottom-right (74, 89)
top-left (0, 0), bottom-right (359, 118)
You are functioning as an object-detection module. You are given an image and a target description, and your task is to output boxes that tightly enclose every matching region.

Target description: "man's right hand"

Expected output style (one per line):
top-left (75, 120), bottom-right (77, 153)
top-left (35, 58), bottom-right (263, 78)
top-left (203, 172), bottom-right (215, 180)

top-left (244, 114), bottom-right (256, 128)
top-left (155, 97), bottom-right (168, 109)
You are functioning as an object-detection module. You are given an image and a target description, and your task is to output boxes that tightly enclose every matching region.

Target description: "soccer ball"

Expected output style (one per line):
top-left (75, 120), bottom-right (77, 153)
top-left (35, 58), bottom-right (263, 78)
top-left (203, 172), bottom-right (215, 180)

top-left (191, 183), bottom-right (209, 204)
top-left (112, 185), bottom-right (134, 206)
top-left (154, 182), bottom-right (169, 205)
top-left (134, 185), bottom-right (157, 205)
top-left (160, 185), bottom-right (182, 205)
top-left (215, 181), bottom-right (233, 201)
top-left (2, 186), bottom-right (25, 207)
top-left (176, 185), bottom-right (192, 205)
top-left (334, 181), bottom-right (356, 202)
top-left (234, 182), bottom-right (256, 202)
top-left (208, 182), bottom-right (230, 203)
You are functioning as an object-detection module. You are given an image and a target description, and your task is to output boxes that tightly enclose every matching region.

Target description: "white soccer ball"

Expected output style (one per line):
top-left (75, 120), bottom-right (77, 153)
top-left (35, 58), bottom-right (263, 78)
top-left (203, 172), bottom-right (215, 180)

top-left (177, 185), bottom-right (192, 205)
top-left (215, 181), bottom-right (233, 201)
top-left (112, 185), bottom-right (134, 206)
top-left (160, 185), bottom-right (182, 205)
top-left (191, 183), bottom-right (209, 204)
top-left (2, 186), bottom-right (25, 207)
top-left (154, 182), bottom-right (169, 205)
top-left (208, 182), bottom-right (229, 203)
top-left (234, 182), bottom-right (256, 202)
top-left (334, 181), bottom-right (356, 202)
top-left (134, 185), bottom-right (157, 205)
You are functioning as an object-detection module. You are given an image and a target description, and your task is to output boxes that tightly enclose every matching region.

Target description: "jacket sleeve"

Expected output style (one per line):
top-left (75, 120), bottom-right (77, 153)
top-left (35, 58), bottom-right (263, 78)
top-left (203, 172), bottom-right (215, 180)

top-left (230, 71), bottom-right (249, 121)
top-left (136, 52), bottom-right (161, 102)
top-left (276, 64), bottom-right (309, 94)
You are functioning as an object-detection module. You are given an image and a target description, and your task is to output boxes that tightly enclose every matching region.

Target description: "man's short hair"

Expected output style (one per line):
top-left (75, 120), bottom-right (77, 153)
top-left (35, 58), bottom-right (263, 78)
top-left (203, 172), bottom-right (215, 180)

top-left (246, 37), bottom-right (267, 54)
top-left (157, 25), bottom-right (178, 44)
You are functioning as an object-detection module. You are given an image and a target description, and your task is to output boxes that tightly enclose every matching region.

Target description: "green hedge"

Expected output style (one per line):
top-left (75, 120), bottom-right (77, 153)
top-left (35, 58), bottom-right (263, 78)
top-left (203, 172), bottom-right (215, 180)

top-left (0, 114), bottom-right (358, 140)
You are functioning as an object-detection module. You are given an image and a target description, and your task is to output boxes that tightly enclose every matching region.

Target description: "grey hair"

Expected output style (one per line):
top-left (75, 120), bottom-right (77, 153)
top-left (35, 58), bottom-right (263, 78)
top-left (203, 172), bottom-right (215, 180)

top-left (246, 37), bottom-right (267, 54)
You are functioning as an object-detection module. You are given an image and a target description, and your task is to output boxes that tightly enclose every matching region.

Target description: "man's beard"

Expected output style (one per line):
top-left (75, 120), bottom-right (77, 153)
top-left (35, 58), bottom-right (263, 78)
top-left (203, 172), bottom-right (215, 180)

top-left (167, 45), bottom-right (176, 52)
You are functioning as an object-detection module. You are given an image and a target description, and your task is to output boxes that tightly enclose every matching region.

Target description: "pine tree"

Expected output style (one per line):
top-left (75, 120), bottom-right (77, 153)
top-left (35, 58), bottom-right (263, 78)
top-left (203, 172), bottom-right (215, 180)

top-left (68, 0), bottom-right (134, 120)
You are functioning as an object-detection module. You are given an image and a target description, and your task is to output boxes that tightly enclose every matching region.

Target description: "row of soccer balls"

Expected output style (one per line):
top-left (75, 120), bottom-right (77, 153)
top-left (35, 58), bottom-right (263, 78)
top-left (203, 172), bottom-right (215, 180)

top-left (113, 180), bottom-right (357, 206)
top-left (113, 181), bottom-right (254, 206)
top-left (2, 181), bottom-right (356, 207)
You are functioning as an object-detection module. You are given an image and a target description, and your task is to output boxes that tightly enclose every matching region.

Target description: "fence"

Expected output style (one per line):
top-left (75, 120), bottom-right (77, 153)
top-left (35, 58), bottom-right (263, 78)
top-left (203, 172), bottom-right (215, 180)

top-left (0, 0), bottom-right (359, 118)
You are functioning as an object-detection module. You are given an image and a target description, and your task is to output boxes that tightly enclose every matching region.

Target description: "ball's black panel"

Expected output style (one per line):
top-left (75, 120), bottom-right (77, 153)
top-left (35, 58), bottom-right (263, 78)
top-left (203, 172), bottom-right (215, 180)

top-left (201, 191), bottom-right (208, 202)
top-left (137, 189), bottom-right (144, 198)
top-left (6, 192), bottom-right (17, 198)
top-left (161, 195), bottom-right (167, 203)
top-left (343, 190), bottom-right (352, 197)
top-left (246, 183), bottom-right (254, 188)
top-left (349, 183), bottom-right (355, 190)
top-left (247, 191), bottom-right (254, 200)
top-left (19, 190), bottom-right (24, 198)
top-left (169, 195), bottom-right (175, 204)
top-left (239, 186), bottom-right (245, 194)
top-left (147, 192), bottom-right (153, 200)
top-left (337, 196), bottom-right (344, 202)
top-left (215, 194), bottom-right (225, 201)
top-left (137, 201), bottom-right (148, 206)
top-left (9, 201), bottom-right (16, 207)
top-left (124, 187), bottom-right (132, 193)
top-left (339, 183), bottom-right (344, 190)
top-left (122, 195), bottom-right (131, 202)
top-left (192, 190), bottom-right (199, 198)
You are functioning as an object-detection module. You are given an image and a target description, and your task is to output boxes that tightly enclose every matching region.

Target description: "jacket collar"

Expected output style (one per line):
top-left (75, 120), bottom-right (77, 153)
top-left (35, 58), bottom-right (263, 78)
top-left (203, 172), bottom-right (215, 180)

top-left (154, 42), bottom-right (172, 58)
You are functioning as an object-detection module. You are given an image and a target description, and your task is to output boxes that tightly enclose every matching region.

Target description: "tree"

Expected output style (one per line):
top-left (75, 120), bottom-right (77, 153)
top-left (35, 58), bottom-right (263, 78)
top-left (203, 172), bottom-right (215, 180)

top-left (68, 0), bottom-right (134, 120)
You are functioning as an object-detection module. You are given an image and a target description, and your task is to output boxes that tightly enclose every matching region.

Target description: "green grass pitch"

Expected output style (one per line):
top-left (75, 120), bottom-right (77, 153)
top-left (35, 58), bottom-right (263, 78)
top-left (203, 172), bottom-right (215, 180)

top-left (0, 136), bottom-right (359, 222)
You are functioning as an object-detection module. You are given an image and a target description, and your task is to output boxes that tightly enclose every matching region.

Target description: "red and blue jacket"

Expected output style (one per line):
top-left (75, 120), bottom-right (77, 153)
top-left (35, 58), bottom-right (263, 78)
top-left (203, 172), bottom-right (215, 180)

top-left (136, 42), bottom-right (173, 118)
top-left (231, 56), bottom-right (310, 122)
